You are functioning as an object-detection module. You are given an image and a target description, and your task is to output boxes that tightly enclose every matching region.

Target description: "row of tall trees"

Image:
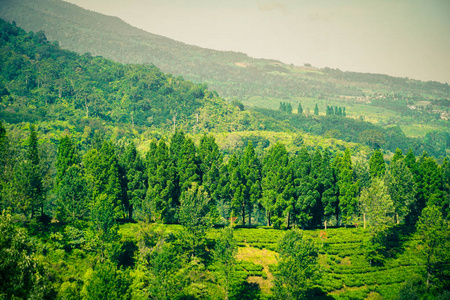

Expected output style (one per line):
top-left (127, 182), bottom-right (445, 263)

top-left (1, 122), bottom-right (448, 229)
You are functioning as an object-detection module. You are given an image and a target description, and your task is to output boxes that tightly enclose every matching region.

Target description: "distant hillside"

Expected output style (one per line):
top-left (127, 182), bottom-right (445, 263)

top-left (1, 0), bottom-right (449, 104)
top-left (0, 19), bottom-right (274, 136)
top-left (0, 18), bottom-right (448, 158)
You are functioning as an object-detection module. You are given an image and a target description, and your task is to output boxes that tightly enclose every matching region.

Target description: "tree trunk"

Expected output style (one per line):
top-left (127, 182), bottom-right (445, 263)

top-left (364, 213), bottom-right (366, 229)
top-left (242, 203), bottom-right (245, 226)
top-left (324, 220), bottom-right (327, 230)
top-left (396, 213), bottom-right (399, 224)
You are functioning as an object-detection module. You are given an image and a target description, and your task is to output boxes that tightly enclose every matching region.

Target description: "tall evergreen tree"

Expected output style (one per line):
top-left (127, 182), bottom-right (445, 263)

top-left (118, 142), bottom-right (147, 220)
top-left (293, 147), bottom-right (314, 228)
top-left (55, 135), bottom-right (79, 188)
top-left (369, 149), bottom-right (386, 178)
top-left (25, 125), bottom-right (44, 218)
top-left (286, 102), bottom-right (292, 114)
top-left (198, 134), bottom-right (222, 206)
top-left (314, 103), bottom-right (319, 115)
top-left (55, 165), bottom-right (88, 225)
top-left (177, 137), bottom-right (200, 193)
top-left (321, 149), bottom-right (339, 226)
top-left (419, 154), bottom-right (444, 214)
top-left (297, 102), bottom-right (303, 114)
top-left (392, 148), bottom-right (404, 163)
top-left (441, 157), bottom-right (450, 219)
top-left (145, 138), bottom-right (178, 223)
top-left (240, 141), bottom-right (262, 225)
top-left (334, 148), bottom-right (359, 226)
top-left (228, 152), bottom-right (245, 225)
top-left (83, 140), bottom-right (123, 220)
top-left (261, 143), bottom-right (294, 228)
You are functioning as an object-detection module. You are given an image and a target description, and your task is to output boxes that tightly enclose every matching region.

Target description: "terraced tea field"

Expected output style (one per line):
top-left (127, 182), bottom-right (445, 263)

top-left (120, 223), bottom-right (422, 299)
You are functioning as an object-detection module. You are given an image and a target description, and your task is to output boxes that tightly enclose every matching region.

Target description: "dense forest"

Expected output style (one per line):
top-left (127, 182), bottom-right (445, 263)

top-left (0, 16), bottom-right (449, 300)
top-left (1, 120), bottom-right (449, 299)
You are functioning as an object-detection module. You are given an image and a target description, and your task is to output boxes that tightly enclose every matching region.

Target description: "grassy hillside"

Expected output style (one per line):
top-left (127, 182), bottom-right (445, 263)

top-left (1, 0), bottom-right (449, 139)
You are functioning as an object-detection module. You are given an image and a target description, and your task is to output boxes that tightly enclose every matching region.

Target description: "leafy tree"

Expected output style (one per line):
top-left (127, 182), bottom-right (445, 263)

top-left (90, 193), bottom-right (119, 258)
top-left (213, 226), bottom-right (238, 300)
top-left (386, 159), bottom-right (415, 224)
top-left (81, 260), bottom-right (130, 300)
top-left (416, 205), bottom-right (450, 293)
top-left (55, 165), bottom-right (88, 225)
top-left (369, 149), bottom-right (386, 178)
top-left (142, 236), bottom-right (188, 300)
top-left (0, 210), bottom-right (47, 299)
top-left (359, 177), bottom-right (394, 229)
top-left (178, 183), bottom-right (212, 257)
top-left (273, 229), bottom-right (320, 300)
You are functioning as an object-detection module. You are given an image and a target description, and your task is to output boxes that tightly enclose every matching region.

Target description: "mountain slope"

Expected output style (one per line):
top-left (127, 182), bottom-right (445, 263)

top-left (1, 0), bottom-right (449, 103)
top-left (0, 19), bottom-right (275, 135)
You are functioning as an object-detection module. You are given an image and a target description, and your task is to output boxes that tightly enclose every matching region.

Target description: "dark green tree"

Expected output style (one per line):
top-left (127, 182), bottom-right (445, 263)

top-left (119, 142), bottom-right (147, 220)
top-left (314, 103), bottom-right (319, 115)
top-left (26, 125), bottom-right (44, 218)
top-left (261, 143), bottom-right (294, 228)
top-left (198, 134), bottom-right (222, 217)
top-left (145, 138), bottom-right (178, 223)
top-left (369, 149), bottom-right (386, 178)
top-left (55, 135), bottom-right (79, 188)
top-left (321, 149), bottom-right (339, 227)
top-left (55, 165), bottom-right (88, 225)
top-left (240, 141), bottom-right (262, 226)
top-left (441, 157), bottom-right (450, 219)
top-left (334, 148), bottom-right (359, 226)
top-left (297, 102), bottom-right (303, 114)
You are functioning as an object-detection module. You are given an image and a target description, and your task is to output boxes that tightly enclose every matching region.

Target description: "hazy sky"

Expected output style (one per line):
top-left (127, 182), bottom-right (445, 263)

top-left (64, 0), bottom-right (450, 84)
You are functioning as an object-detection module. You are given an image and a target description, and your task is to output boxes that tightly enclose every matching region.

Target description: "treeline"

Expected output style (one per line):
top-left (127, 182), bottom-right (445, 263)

top-left (1, 122), bottom-right (448, 230)
top-left (254, 107), bottom-right (450, 157)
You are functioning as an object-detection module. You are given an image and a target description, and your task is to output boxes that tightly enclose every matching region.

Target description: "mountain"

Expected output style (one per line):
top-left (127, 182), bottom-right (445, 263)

top-left (0, 18), bottom-right (280, 137)
top-left (0, 18), bottom-right (448, 157)
top-left (1, 0), bottom-right (449, 104)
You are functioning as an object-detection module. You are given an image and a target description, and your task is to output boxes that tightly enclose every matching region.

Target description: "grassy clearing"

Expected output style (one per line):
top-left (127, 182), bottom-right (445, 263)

top-left (237, 246), bottom-right (278, 294)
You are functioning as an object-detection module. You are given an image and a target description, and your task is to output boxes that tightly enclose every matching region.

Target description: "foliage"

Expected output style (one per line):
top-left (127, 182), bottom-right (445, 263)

top-left (273, 229), bottom-right (320, 299)
top-left (0, 210), bottom-right (47, 299)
